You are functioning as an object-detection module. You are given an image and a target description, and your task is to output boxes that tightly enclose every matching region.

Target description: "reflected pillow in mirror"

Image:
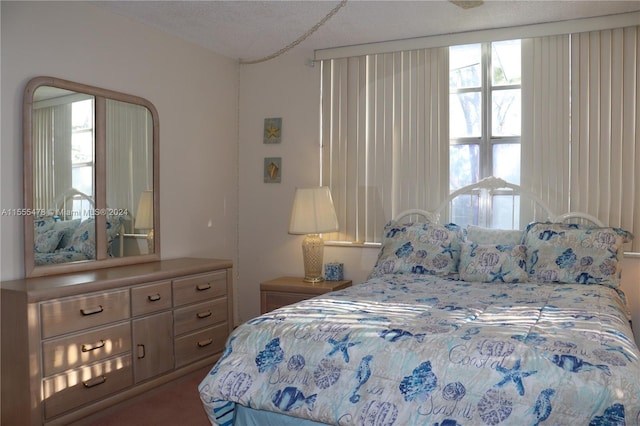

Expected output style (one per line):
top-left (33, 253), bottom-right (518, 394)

top-left (106, 215), bottom-right (124, 243)
top-left (34, 229), bottom-right (65, 253)
top-left (53, 219), bottom-right (81, 249)
top-left (34, 215), bottom-right (59, 235)
top-left (459, 242), bottom-right (528, 283)
top-left (64, 218), bottom-right (96, 259)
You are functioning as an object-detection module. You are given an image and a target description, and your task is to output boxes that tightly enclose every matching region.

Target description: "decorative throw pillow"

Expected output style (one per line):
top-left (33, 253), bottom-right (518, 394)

top-left (64, 218), bottom-right (96, 259)
top-left (466, 225), bottom-right (523, 246)
top-left (33, 215), bottom-right (59, 235)
top-left (52, 219), bottom-right (81, 249)
top-left (459, 242), bottom-right (528, 283)
top-left (34, 229), bottom-right (65, 253)
top-left (523, 222), bottom-right (634, 288)
top-left (369, 221), bottom-right (464, 278)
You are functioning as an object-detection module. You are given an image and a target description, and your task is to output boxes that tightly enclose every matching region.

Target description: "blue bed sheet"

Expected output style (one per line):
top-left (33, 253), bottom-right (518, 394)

top-left (199, 274), bottom-right (640, 425)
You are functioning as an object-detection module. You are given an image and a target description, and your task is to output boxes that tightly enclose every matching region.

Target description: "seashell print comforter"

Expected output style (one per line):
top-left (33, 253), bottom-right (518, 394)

top-left (199, 274), bottom-right (640, 426)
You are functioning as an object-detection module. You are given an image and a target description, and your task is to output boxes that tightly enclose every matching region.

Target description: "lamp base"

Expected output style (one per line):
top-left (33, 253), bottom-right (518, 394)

top-left (302, 233), bottom-right (324, 283)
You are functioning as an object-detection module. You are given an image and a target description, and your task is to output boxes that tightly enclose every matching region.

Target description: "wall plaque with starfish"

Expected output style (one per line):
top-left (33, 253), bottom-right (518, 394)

top-left (263, 117), bottom-right (282, 144)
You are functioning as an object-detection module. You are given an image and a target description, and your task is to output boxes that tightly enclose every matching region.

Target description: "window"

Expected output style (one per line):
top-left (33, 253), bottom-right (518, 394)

top-left (321, 27), bottom-right (639, 251)
top-left (449, 40), bottom-right (522, 229)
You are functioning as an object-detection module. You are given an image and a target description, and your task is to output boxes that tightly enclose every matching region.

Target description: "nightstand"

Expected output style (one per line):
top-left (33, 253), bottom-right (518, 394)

top-left (260, 276), bottom-right (352, 314)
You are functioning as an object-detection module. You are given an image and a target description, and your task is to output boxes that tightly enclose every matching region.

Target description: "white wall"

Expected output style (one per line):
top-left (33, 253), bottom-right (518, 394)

top-left (1, 2), bottom-right (238, 280)
top-left (237, 50), bottom-right (320, 321)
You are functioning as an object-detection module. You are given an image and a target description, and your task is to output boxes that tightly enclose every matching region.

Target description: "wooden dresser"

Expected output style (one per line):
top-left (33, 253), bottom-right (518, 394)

top-left (1, 257), bottom-right (233, 425)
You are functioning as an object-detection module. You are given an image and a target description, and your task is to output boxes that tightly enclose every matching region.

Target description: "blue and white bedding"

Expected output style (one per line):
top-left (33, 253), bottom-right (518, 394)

top-left (199, 274), bottom-right (640, 426)
top-left (33, 215), bottom-right (124, 265)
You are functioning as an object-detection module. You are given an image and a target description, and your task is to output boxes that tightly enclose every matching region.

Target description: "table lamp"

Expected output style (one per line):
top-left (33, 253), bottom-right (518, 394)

top-left (288, 186), bottom-right (339, 282)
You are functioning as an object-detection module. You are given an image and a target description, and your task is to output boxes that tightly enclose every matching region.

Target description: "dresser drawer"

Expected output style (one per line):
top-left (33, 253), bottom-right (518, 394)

top-left (43, 354), bottom-right (133, 420)
top-left (41, 289), bottom-right (130, 339)
top-left (174, 298), bottom-right (227, 336)
top-left (131, 281), bottom-right (172, 316)
top-left (173, 271), bottom-right (227, 307)
top-left (174, 323), bottom-right (227, 368)
top-left (42, 322), bottom-right (131, 377)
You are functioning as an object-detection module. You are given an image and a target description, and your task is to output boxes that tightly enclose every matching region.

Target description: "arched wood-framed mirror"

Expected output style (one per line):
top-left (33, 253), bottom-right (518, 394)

top-left (23, 76), bottom-right (160, 277)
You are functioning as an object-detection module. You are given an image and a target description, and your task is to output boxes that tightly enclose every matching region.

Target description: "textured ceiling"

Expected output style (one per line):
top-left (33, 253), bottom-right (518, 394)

top-left (95, 1), bottom-right (640, 62)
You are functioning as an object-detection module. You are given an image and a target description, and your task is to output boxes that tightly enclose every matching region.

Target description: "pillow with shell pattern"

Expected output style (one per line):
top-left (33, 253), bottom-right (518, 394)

top-left (369, 221), bottom-right (465, 279)
top-left (523, 222), bottom-right (633, 288)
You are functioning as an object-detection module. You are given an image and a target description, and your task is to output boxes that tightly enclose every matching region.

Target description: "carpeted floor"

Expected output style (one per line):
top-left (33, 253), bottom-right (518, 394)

top-left (80, 366), bottom-right (212, 426)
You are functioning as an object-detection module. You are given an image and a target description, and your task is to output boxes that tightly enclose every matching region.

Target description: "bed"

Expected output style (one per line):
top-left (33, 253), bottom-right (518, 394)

top-left (33, 188), bottom-right (125, 265)
top-left (199, 177), bottom-right (640, 426)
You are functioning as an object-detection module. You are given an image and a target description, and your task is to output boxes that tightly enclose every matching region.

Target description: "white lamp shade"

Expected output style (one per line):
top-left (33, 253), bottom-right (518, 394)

top-left (135, 190), bottom-right (154, 230)
top-left (289, 187), bottom-right (339, 235)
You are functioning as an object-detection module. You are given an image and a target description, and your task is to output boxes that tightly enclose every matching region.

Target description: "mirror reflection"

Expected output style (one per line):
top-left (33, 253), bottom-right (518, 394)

top-left (32, 86), bottom-right (99, 265)
top-left (26, 78), bottom-right (158, 276)
top-left (106, 98), bottom-right (155, 256)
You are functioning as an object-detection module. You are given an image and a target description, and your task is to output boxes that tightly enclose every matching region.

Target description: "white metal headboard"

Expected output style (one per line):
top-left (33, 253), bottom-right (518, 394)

top-left (395, 176), bottom-right (604, 227)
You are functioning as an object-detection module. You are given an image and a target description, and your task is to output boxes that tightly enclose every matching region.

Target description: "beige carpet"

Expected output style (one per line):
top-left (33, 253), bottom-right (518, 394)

top-left (84, 366), bottom-right (212, 426)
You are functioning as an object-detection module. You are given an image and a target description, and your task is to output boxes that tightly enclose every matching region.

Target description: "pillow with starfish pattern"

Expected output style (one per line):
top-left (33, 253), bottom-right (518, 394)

top-left (459, 242), bottom-right (528, 283)
top-left (369, 220), bottom-right (464, 278)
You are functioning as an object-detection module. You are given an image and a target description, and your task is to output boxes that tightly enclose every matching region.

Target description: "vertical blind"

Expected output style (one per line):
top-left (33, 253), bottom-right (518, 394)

top-left (321, 25), bottom-right (639, 251)
top-left (521, 34), bottom-right (571, 218)
top-left (569, 26), bottom-right (640, 252)
top-left (321, 48), bottom-right (449, 244)
top-left (32, 104), bottom-right (72, 212)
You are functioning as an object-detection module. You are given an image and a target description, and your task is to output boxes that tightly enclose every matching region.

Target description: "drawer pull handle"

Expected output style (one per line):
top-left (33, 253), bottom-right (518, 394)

top-left (197, 283), bottom-right (211, 291)
top-left (82, 340), bottom-right (106, 352)
top-left (197, 338), bottom-right (213, 348)
top-left (80, 305), bottom-right (104, 316)
top-left (148, 294), bottom-right (162, 302)
top-left (137, 344), bottom-right (146, 359)
top-left (83, 376), bottom-right (106, 388)
top-left (197, 311), bottom-right (212, 319)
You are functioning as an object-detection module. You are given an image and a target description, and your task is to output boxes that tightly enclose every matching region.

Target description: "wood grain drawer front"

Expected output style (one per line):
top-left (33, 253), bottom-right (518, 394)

top-left (41, 289), bottom-right (130, 339)
top-left (174, 298), bottom-right (227, 336)
top-left (43, 354), bottom-right (133, 420)
top-left (42, 322), bottom-right (131, 377)
top-left (173, 271), bottom-right (227, 307)
top-left (174, 323), bottom-right (227, 368)
top-left (131, 281), bottom-right (172, 316)
top-left (263, 292), bottom-right (311, 312)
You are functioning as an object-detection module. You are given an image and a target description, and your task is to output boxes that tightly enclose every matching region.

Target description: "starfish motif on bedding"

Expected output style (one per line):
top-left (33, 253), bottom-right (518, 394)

top-left (327, 333), bottom-right (360, 363)
top-left (490, 266), bottom-right (510, 283)
top-left (441, 242), bottom-right (456, 259)
top-left (494, 359), bottom-right (537, 396)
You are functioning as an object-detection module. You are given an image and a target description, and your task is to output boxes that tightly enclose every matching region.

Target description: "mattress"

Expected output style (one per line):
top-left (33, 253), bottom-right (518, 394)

top-left (199, 274), bottom-right (640, 425)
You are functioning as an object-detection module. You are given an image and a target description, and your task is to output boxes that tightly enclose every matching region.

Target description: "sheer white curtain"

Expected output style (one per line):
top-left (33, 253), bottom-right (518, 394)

top-left (321, 48), bottom-right (449, 244)
top-left (32, 104), bottom-right (72, 212)
top-left (106, 100), bottom-right (153, 231)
